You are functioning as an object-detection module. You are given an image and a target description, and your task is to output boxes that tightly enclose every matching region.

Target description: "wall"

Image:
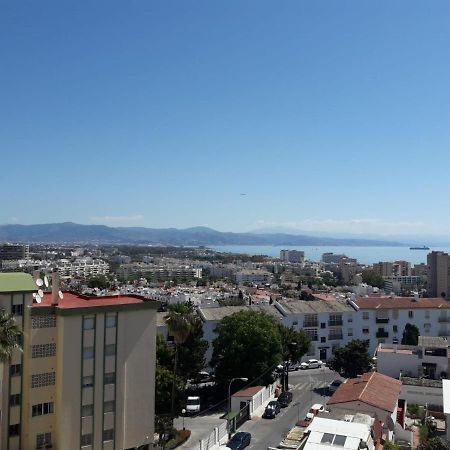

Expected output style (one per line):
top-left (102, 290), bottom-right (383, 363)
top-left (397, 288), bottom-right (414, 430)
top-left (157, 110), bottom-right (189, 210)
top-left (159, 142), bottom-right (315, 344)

top-left (400, 383), bottom-right (443, 407)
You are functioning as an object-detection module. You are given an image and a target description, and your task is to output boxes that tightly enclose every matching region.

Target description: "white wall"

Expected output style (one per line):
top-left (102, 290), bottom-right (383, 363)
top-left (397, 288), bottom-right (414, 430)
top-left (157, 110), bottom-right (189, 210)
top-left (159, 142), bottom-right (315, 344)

top-left (400, 384), bottom-right (443, 407)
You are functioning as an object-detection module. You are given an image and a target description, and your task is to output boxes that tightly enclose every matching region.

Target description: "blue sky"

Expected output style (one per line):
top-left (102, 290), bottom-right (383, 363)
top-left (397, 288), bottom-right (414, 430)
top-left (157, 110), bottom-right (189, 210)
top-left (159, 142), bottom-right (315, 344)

top-left (2, 1), bottom-right (450, 237)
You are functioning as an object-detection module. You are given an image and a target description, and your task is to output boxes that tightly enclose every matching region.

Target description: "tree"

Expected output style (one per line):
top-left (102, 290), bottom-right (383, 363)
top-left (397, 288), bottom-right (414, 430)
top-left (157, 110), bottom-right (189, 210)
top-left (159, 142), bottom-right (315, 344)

top-left (278, 325), bottom-right (310, 363)
top-left (0, 310), bottom-right (22, 361)
top-left (87, 275), bottom-right (110, 289)
top-left (383, 441), bottom-right (401, 450)
top-left (361, 270), bottom-right (384, 289)
top-left (328, 339), bottom-right (371, 378)
top-left (211, 310), bottom-right (283, 385)
top-left (418, 437), bottom-right (450, 450)
top-left (165, 303), bottom-right (198, 418)
top-left (401, 323), bottom-right (419, 345)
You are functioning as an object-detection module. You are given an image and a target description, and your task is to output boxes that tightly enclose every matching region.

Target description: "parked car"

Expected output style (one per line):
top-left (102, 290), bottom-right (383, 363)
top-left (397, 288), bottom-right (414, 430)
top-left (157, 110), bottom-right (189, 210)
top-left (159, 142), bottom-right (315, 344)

top-left (305, 403), bottom-right (324, 420)
top-left (328, 379), bottom-right (343, 394)
top-left (263, 401), bottom-right (281, 419)
top-left (185, 396), bottom-right (201, 413)
top-left (300, 359), bottom-right (323, 370)
top-left (277, 390), bottom-right (293, 407)
top-left (226, 432), bottom-right (251, 450)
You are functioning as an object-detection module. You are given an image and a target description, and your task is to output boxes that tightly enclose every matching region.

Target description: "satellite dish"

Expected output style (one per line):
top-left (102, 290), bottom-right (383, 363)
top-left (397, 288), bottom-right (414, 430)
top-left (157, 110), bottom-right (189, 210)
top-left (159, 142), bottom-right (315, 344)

top-left (38, 289), bottom-right (44, 297)
top-left (44, 276), bottom-right (49, 287)
top-left (386, 415), bottom-right (395, 432)
top-left (32, 293), bottom-right (37, 298)
top-left (35, 294), bottom-right (42, 303)
top-left (36, 278), bottom-right (44, 287)
top-left (58, 291), bottom-right (64, 300)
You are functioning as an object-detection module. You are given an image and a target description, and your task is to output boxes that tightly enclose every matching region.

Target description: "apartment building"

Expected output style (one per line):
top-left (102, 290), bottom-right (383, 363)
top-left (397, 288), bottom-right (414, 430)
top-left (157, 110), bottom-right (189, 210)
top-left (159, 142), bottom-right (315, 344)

top-left (118, 263), bottom-right (202, 281)
top-left (57, 258), bottom-right (110, 279)
top-left (0, 272), bottom-right (158, 450)
top-left (353, 296), bottom-right (450, 355)
top-left (0, 244), bottom-right (30, 262)
top-left (427, 251), bottom-right (450, 299)
top-left (279, 250), bottom-right (305, 264)
top-left (234, 269), bottom-right (272, 285)
top-left (322, 253), bottom-right (346, 264)
top-left (372, 262), bottom-right (394, 277)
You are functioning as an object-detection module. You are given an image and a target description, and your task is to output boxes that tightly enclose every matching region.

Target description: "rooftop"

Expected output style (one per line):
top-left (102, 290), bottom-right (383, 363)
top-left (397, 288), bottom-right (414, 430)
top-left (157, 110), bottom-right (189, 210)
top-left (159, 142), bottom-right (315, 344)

top-left (232, 386), bottom-right (264, 397)
top-left (355, 297), bottom-right (450, 309)
top-left (327, 372), bottom-right (401, 413)
top-left (0, 273), bottom-right (37, 293)
top-left (418, 336), bottom-right (449, 348)
top-left (198, 304), bottom-right (282, 322)
top-left (277, 299), bottom-right (353, 315)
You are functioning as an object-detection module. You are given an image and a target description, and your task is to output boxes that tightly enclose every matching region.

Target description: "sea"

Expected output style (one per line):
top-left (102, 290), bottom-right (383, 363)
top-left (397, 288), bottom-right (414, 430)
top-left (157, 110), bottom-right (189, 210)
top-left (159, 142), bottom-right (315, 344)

top-left (208, 245), bottom-right (450, 265)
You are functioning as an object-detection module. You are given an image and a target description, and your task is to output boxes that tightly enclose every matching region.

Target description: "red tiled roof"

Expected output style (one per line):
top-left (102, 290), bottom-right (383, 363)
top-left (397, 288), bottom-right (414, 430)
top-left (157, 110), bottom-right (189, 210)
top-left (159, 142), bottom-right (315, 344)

top-left (33, 292), bottom-right (148, 309)
top-left (232, 386), bottom-right (264, 397)
top-left (356, 297), bottom-right (450, 309)
top-left (327, 372), bottom-right (401, 413)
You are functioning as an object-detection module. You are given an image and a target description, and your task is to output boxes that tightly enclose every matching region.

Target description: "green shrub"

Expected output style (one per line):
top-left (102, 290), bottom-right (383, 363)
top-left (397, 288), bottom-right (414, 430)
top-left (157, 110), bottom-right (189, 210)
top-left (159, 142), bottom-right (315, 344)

top-left (166, 429), bottom-right (191, 450)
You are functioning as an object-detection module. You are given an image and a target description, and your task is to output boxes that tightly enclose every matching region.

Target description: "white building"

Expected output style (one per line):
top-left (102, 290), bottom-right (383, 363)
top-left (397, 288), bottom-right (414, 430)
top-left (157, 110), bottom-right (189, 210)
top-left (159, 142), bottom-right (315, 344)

top-left (280, 250), bottom-right (305, 264)
top-left (353, 296), bottom-right (450, 355)
top-left (375, 336), bottom-right (449, 379)
top-left (442, 379), bottom-right (450, 441)
top-left (57, 258), bottom-right (110, 279)
top-left (234, 269), bottom-right (272, 285)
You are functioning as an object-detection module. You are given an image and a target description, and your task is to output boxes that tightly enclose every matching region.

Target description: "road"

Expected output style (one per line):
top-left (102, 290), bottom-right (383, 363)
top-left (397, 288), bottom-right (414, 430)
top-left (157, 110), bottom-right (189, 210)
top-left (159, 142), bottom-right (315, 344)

top-left (240, 367), bottom-right (337, 450)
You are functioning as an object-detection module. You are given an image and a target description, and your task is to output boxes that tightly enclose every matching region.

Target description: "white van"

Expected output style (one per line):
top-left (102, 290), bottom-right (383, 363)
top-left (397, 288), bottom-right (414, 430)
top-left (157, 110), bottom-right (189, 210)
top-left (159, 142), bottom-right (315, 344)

top-left (186, 396), bottom-right (201, 414)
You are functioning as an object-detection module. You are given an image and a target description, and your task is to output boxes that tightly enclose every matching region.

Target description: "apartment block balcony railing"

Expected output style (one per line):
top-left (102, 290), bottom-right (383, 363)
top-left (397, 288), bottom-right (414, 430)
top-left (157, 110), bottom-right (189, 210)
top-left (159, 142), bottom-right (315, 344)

top-left (376, 331), bottom-right (389, 338)
top-left (328, 320), bottom-right (343, 326)
top-left (304, 322), bottom-right (319, 328)
top-left (307, 336), bottom-right (319, 342)
top-left (328, 334), bottom-right (343, 340)
top-left (438, 317), bottom-right (450, 323)
top-left (376, 318), bottom-right (389, 324)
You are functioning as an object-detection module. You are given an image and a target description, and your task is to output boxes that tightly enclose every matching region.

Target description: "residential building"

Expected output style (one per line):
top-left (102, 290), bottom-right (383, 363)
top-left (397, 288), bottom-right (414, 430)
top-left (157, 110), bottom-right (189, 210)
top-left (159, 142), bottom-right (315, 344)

top-left (375, 336), bottom-right (449, 379)
top-left (393, 261), bottom-right (411, 277)
top-left (427, 251), bottom-right (450, 299)
top-left (0, 244), bottom-right (29, 261)
top-left (442, 379), bottom-right (450, 441)
top-left (117, 263), bottom-right (201, 281)
top-left (0, 272), bottom-right (158, 450)
top-left (354, 296), bottom-right (450, 355)
top-left (373, 262), bottom-right (394, 277)
top-left (322, 253), bottom-right (346, 264)
top-left (234, 269), bottom-right (272, 285)
top-left (339, 258), bottom-right (360, 284)
top-left (383, 276), bottom-right (422, 294)
top-left (280, 250), bottom-right (305, 264)
top-left (57, 257), bottom-right (110, 279)
top-left (412, 263), bottom-right (428, 279)
top-left (327, 372), bottom-right (401, 440)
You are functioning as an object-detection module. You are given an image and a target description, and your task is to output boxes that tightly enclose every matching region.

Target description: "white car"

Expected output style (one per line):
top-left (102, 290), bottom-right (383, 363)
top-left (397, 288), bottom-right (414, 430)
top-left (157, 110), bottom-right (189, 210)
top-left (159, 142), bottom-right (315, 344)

top-left (300, 359), bottom-right (323, 370)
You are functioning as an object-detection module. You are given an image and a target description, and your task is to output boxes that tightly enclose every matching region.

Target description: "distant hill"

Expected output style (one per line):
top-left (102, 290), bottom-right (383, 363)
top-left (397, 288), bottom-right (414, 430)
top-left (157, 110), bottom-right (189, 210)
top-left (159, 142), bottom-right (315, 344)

top-left (0, 222), bottom-right (408, 247)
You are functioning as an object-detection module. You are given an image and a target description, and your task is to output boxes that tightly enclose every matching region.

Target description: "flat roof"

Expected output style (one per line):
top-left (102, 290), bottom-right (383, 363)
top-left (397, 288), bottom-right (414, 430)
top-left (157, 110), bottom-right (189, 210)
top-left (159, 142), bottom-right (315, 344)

top-left (356, 297), bottom-right (450, 309)
top-left (0, 273), bottom-right (37, 293)
top-left (277, 299), bottom-right (353, 314)
top-left (198, 304), bottom-right (282, 322)
top-left (443, 379), bottom-right (450, 414)
top-left (418, 336), bottom-right (448, 348)
top-left (232, 386), bottom-right (264, 397)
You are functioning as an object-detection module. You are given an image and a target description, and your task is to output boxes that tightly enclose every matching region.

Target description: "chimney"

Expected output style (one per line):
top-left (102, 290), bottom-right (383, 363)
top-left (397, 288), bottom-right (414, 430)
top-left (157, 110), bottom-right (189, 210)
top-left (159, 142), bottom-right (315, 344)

top-left (51, 269), bottom-right (60, 306)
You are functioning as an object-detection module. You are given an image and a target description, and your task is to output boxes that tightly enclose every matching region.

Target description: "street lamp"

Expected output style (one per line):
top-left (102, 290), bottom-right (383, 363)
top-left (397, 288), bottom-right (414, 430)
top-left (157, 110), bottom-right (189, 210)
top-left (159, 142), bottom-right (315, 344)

top-left (228, 377), bottom-right (248, 438)
top-left (182, 408), bottom-right (186, 431)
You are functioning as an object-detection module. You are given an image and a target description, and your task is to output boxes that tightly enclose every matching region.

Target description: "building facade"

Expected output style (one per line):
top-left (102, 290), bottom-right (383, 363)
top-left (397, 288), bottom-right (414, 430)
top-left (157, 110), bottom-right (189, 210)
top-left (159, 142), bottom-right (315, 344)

top-left (427, 251), bottom-right (450, 299)
top-left (280, 250), bottom-right (305, 264)
top-left (0, 272), bottom-right (158, 450)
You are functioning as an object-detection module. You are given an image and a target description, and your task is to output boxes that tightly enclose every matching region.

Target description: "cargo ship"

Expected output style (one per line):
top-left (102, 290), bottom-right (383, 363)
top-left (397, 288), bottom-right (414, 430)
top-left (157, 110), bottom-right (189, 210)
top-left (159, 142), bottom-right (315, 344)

top-left (410, 246), bottom-right (430, 250)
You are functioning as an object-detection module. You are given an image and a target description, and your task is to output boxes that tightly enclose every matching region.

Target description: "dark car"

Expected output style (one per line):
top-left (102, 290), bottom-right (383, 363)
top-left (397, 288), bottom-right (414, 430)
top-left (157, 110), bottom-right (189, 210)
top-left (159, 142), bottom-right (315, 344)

top-left (263, 400), bottom-right (281, 419)
top-left (278, 391), bottom-right (293, 407)
top-left (226, 432), bottom-right (251, 450)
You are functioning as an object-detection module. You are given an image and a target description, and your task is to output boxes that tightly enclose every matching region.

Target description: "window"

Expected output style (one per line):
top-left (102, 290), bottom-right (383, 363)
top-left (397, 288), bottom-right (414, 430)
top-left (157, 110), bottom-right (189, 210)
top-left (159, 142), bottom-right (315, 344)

top-left (320, 323), bottom-right (326, 329)
top-left (83, 347), bottom-right (94, 359)
top-left (81, 433), bottom-right (93, 447)
top-left (348, 328), bottom-right (353, 337)
top-left (32, 343), bottom-right (56, 358)
top-left (104, 401), bottom-right (115, 413)
top-left (81, 404), bottom-right (94, 417)
top-left (32, 315), bottom-right (56, 328)
top-left (103, 429), bottom-right (114, 442)
top-left (106, 315), bottom-right (117, 328)
top-left (32, 402), bottom-right (54, 417)
top-left (12, 304), bottom-right (23, 316)
top-left (9, 424), bottom-right (20, 437)
top-left (82, 375), bottom-right (94, 388)
top-left (425, 310), bottom-right (430, 319)
top-left (392, 309), bottom-right (399, 319)
top-left (31, 372), bottom-right (55, 388)
top-left (105, 344), bottom-right (116, 356)
top-left (36, 432), bottom-right (52, 449)
top-left (10, 364), bottom-right (21, 376)
top-left (393, 325), bottom-right (398, 333)
top-left (348, 317), bottom-right (353, 323)
top-left (83, 317), bottom-right (95, 330)
top-left (408, 311), bottom-right (414, 318)
top-left (10, 394), bottom-right (21, 407)
top-left (320, 337), bottom-right (326, 343)
top-left (362, 328), bottom-right (369, 334)
top-left (320, 433), bottom-right (346, 446)
top-left (362, 312), bottom-right (369, 320)
top-left (321, 433), bottom-right (334, 444)
top-left (104, 372), bottom-right (116, 384)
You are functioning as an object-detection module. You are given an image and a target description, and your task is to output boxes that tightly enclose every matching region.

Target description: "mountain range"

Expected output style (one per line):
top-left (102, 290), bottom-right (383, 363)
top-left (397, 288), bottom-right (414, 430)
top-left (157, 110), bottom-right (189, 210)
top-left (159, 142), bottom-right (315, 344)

top-left (0, 222), bottom-right (408, 247)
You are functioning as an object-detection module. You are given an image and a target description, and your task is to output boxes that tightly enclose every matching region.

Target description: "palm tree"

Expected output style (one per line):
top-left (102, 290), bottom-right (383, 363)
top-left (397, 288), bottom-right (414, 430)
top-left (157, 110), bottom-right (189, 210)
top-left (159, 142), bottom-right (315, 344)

top-left (0, 309), bottom-right (22, 362)
top-left (165, 304), bottom-right (198, 419)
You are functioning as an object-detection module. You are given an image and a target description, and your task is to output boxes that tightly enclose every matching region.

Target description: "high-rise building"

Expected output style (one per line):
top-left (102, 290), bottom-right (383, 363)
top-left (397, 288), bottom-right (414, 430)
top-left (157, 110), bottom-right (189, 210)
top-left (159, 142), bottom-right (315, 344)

top-left (427, 251), bottom-right (450, 299)
top-left (0, 272), bottom-right (158, 450)
top-left (321, 253), bottom-right (346, 264)
top-left (279, 250), bottom-right (305, 264)
top-left (372, 262), bottom-right (394, 277)
top-left (0, 244), bottom-right (29, 261)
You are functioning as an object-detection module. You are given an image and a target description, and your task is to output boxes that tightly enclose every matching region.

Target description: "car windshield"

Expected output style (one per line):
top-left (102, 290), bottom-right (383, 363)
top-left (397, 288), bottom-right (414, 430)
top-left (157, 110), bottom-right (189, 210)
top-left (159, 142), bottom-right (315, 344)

top-left (187, 399), bottom-right (198, 405)
top-left (331, 381), bottom-right (341, 386)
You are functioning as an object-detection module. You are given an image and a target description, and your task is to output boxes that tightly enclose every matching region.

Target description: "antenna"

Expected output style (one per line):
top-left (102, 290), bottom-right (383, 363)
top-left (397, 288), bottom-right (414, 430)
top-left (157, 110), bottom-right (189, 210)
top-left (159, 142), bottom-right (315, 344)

top-left (36, 278), bottom-right (44, 287)
top-left (38, 289), bottom-right (44, 297)
top-left (35, 294), bottom-right (42, 303)
top-left (44, 276), bottom-right (49, 288)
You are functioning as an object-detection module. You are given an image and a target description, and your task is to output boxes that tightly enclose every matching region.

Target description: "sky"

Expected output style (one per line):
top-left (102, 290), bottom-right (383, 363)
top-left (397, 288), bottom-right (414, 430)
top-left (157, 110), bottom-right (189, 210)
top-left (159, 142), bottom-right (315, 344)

top-left (1, 1), bottom-right (450, 238)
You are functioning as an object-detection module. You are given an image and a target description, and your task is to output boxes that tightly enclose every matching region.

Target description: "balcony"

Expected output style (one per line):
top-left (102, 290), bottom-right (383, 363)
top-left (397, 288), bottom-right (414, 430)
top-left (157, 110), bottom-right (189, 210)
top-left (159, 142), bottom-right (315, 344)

top-left (376, 331), bottom-right (389, 338)
top-left (438, 317), bottom-right (450, 323)
top-left (328, 320), bottom-right (343, 326)
top-left (304, 322), bottom-right (318, 328)
top-left (307, 336), bottom-right (318, 342)
top-left (328, 334), bottom-right (343, 341)
top-left (376, 318), bottom-right (389, 324)
top-left (438, 330), bottom-right (449, 337)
